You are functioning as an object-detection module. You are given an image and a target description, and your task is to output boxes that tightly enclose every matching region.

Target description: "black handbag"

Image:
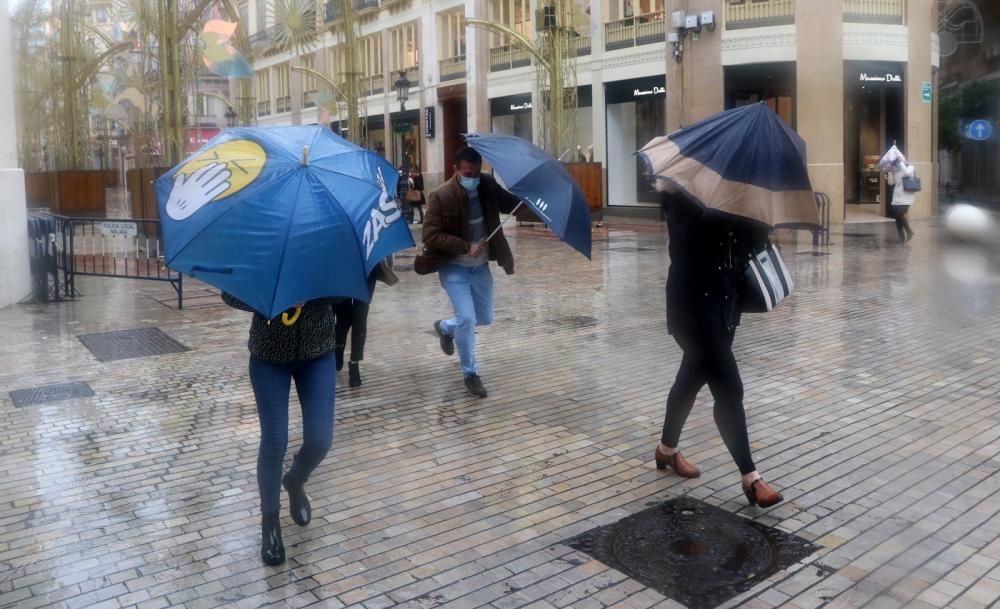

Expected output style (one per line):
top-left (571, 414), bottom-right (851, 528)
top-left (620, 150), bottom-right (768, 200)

top-left (742, 242), bottom-right (793, 313)
top-left (902, 174), bottom-right (921, 193)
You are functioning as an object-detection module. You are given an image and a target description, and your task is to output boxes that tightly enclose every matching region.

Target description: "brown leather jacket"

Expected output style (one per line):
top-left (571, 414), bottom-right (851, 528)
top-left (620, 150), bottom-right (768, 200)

top-left (415, 174), bottom-right (520, 275)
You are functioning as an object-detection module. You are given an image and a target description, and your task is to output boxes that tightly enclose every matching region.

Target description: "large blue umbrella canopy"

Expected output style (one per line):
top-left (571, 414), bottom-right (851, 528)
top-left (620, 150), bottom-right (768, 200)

top-left (156, 125), bottom-right (414, 318)
top-left (463, 133), bottom-right (592, 258)
top-left (638, 103), bottom-right (818, 228)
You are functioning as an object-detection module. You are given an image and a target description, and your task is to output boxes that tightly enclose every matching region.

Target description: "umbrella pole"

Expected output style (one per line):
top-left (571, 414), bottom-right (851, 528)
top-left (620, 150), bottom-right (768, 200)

top-left (484, 200), bottom-right (524, 243)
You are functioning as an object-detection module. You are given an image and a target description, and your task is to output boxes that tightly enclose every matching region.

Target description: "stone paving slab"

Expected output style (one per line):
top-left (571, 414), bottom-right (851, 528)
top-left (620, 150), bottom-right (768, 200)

top-left (0, 219), bottom-right (998, 609)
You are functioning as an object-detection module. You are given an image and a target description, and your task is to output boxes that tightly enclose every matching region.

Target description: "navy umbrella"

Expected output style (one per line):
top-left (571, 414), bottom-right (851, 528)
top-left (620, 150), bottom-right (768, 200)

top-left (464, 133), bottom-right (592, 258)
top-left (638, 103), bottom-right (819, 228)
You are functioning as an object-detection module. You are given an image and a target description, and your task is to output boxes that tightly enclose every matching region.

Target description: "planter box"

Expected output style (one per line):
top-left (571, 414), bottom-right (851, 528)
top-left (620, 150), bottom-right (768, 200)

top-left (24, 170), bottom-right (107, 215)
top-left (126, 167), bottom-right (170, 220)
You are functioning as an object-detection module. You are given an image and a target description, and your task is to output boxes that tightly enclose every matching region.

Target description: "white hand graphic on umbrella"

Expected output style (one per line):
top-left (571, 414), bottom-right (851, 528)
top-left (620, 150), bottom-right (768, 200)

top-left (165, 162), bottom-right (232, 220)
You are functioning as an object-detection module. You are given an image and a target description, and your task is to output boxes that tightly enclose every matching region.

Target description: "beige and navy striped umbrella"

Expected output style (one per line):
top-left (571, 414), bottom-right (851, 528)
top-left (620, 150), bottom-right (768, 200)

top-left (638, 103), bottom-right (819, 228)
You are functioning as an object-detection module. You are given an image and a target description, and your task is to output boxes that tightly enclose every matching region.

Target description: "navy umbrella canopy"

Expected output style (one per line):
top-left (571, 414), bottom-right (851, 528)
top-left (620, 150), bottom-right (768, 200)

top-left (464, 133), bottom-right (592, 258)
top-left (638, 103), bottom-right (818, 228)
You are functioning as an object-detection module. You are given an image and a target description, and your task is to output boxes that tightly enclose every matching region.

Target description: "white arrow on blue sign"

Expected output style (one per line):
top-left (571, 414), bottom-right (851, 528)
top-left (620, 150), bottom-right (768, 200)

top-left (966, 119), bottom-right (993, 141)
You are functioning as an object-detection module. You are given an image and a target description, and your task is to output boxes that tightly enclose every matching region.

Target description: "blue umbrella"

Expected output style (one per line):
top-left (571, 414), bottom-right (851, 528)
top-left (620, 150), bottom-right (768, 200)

top-left (638, 103), bottom-right (818, 228)
top-left (463, 133), bottom-right (592, 258)
top-left (156, 125), bottom-right (414, 319)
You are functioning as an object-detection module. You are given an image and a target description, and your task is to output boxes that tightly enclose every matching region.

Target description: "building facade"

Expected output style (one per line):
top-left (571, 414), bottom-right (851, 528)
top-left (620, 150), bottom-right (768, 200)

top-left (666, 0), bottom-right (939, 222)
top-left (938, 0), bottom-right (998, 203)
top-left (246, 0), bottom-right (940, 220)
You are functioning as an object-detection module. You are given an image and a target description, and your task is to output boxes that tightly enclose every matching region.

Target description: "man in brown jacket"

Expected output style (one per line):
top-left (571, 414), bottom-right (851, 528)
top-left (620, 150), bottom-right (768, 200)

top-left (417, 146), bottom-right (520, 398)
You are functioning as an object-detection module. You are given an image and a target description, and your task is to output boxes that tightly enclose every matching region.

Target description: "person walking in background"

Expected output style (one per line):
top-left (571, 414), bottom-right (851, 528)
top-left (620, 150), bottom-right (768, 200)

top-left (333, 259), bottom-right (399, 388)
top-left (333, 273), bottom-right (376, 388)
top-left (415, 146), bottom-right (520, 398)
top-left (407, 165), bottom-right (426, 224)
top-left (222, 294), bottom-right (340, 566)
top-left (881, 145), bottom-right (916, 242)
top-left (653, 187), bottom-right (784, 509)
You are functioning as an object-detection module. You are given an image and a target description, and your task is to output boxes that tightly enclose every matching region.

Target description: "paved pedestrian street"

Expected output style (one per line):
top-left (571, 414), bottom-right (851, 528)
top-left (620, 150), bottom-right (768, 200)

top-left (1, 218), bottom-right (999, 609)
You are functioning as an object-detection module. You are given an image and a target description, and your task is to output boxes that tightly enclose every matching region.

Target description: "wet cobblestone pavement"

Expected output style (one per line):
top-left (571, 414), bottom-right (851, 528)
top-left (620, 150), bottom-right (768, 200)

top-left (1, 218), bottom-right (999, 609)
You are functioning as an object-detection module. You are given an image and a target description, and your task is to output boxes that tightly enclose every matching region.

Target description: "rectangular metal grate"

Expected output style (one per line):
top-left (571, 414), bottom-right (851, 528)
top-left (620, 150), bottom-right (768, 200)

top-left (10, 381), bottom-right (95, 408)
top-left (78, 327), bottom-right (189, 362)
top-left (566, 497), bottom-right (820, 609)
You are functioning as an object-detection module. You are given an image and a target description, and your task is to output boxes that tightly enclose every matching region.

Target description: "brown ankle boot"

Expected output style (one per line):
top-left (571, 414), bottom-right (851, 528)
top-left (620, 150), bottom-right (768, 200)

top-left (743, 478), bottom-right (783, 508)
top-left (654, 447), bottom-right (701, 478)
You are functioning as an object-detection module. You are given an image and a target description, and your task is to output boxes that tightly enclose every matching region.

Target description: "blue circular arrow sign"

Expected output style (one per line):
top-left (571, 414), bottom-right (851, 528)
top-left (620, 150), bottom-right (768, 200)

top-left (967, 119), bottom-right (993, 141)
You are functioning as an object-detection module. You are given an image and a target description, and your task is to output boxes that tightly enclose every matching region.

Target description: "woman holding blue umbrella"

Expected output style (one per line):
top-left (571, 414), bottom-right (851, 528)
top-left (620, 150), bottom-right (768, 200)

top-left (222, 294), bottom-right (340, 565)
top-left (156, 125), bottom-right (416, 564)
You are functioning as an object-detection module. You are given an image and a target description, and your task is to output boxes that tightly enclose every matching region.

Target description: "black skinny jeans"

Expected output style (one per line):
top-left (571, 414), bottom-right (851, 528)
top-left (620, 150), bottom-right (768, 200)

top-left (334, 274), bottom-right (376, 362)
top-left (660, 329), bottom-right (756, 475)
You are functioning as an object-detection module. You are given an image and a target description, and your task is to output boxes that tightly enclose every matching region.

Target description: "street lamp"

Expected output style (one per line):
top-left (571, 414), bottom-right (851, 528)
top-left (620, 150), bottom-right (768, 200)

top-left (394, 70), bottom-right (411, 111)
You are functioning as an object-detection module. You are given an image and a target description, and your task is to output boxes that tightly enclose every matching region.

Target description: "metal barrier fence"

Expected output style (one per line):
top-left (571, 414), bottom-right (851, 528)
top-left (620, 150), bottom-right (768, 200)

top-left (774, 192), bottom-right (832, 247)
top-left (27, 213), bottom-right (183, 309)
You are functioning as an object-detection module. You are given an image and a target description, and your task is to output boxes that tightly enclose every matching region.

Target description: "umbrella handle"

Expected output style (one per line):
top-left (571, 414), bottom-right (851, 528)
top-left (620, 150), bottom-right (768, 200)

top-left (281, 305), bottom-right (303, 326)
top-left (484, 200), bottom-right (524, 243)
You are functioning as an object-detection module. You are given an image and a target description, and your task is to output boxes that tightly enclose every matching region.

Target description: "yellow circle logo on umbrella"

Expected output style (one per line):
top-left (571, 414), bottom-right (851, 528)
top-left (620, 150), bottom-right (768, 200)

top-left (165, 140), bottom-right (267, 221)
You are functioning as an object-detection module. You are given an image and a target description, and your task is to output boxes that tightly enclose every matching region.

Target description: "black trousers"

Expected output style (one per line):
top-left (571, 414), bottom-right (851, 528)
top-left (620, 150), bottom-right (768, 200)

top-left (334, 275), bottom-right (376, 362)
top-left (660, 329), bottom-right (756, 475)
top-left (892, 205), bottom-right (913, 240)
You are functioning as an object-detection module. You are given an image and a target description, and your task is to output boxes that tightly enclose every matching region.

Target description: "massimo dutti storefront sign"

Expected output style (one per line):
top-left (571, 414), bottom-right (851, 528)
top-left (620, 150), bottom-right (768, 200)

top-left (606, 76), bottom-right (667, 104)
top-left (859, 73), bottom-right (902, 84)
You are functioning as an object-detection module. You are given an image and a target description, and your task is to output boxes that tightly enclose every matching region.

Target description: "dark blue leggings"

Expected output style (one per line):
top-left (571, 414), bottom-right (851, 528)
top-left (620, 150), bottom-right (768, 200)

top-left (249, 354), bottom-right (336, 514)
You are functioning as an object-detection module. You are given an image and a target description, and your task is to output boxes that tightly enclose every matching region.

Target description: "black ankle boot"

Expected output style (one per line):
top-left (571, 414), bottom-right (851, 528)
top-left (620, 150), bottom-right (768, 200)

top-left (349, 362), bottom-right (361, 387)
top-left (260, 512), bottom-right (285, 566)
top-left (335, 345), bottom-right (345, 371)
top-left (282, 474), bottom-right (311, 526)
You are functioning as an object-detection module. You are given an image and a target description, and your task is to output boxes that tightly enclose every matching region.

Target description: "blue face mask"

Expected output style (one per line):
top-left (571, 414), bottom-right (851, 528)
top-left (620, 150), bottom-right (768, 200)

top-left (459, 176), bottom-right (480, 191)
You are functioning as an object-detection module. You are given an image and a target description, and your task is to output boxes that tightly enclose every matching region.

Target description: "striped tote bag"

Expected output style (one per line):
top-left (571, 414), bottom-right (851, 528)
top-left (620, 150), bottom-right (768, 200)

top-left (741, 242), bottom-right (793, 313)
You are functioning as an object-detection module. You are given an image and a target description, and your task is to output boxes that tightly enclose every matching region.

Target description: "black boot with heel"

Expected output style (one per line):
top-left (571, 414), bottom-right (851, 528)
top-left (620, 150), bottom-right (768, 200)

top-left (282, 474), bottom-right (311, 526)
top-left (260, 512), bottom-right (285, 566)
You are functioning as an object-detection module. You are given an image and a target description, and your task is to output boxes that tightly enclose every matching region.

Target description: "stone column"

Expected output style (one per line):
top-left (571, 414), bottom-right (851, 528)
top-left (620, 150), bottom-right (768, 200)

top-left (420, 6), bottom-right (445, 188)
top-left (0, 0), bottom-right (31, 309)
top-left (465, 0), bottom-right (490, 134)
top-left (906, 0), bottom-right (936, 219)
top-left (796, 0), bottom-right (845, 223)
top-left (588, 0), bottom-right (606, 191)
top-left (290, 56), bottom-right (303, 125)
top-left (666, 0), bottom-right (724, 132)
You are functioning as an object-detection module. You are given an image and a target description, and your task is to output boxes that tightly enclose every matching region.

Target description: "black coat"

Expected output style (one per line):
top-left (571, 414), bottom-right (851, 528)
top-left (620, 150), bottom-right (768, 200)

top-left (663, 192), bottom-right (769, 335)
top-left (222, 294), bottom-right (342, 365)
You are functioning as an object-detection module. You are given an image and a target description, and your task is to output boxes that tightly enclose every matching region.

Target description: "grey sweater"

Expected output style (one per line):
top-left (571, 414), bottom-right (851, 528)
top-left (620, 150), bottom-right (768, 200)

top-left (222, 293), bottom-right (342, 365)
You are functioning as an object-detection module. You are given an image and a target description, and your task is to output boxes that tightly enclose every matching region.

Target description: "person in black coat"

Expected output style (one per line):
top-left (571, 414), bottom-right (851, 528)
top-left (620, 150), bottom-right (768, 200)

top-left (653, 186), bottom-right (784, 508)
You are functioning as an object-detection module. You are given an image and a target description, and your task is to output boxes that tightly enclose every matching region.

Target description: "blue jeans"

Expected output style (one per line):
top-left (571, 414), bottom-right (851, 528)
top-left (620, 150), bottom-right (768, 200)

top-left (249, 354), bottom-right (336, 514)
top-left (438, 263), bottom-right (495, 376)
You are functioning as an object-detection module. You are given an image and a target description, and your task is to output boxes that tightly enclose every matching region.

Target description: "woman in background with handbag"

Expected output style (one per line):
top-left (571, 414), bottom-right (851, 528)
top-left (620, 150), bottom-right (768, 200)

top-left (406, 166), bottom-right (426, 224)
top-left (881, 145), bottom-right (917, 243)
top-left (653, 186), bottom-right (784, 509)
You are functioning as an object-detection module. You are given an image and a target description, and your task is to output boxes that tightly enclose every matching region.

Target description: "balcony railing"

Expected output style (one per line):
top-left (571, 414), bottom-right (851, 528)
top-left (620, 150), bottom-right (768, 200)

top-left (276, 95), bottom-right (292, 113)
top-left (257, 100), bottom-right (271, 117)
top-left (361, 74), bottom-right (384, 96)
top-left (725, 0), bottom-right (795, 30)
top-left (324, 0), bottom-right (378, 22)
top-left (604, 12), bottom-right (665, 52)
top-left (489, 44), bottom-right (532, 72)
top-left (440, 56), bottom-right (466, 81)
top-left (844, 0), bottom-right (904, 24)
top-left (571, 35), bottom-right (591, 56)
